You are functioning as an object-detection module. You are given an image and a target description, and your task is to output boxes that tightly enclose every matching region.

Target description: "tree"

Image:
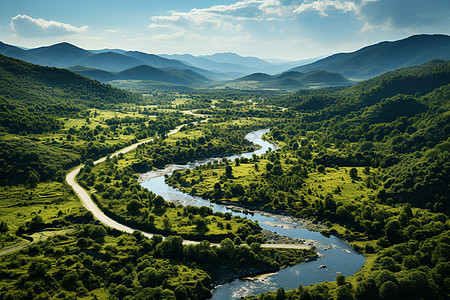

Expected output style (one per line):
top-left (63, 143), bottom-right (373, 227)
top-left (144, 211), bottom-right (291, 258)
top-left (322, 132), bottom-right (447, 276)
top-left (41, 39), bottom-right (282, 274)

top-left (379, 281), bottom-right (399, 300)
top-left (385, 220), bottom-right (402, 243)
top-left (403, 255), bottom-right (420, 269)
top-left (193, 217), bottom-right (208, 231)
top-left (27, 171), bottom-right (40, 188)
top-left (317, 165), bottom-right (325, 173)
top-left (153, 195), bottom-right (165, 208)
top-left (266, 162), bottom-right (273, 172)
top-left (89, 225), bottom-right (107, 242)
top-left (28, 259), bottom-right (51, 277)
top-left (349, 168), bottom-right (358, 179)
top-left (29, 214), bottom-right (45, 231)
top-left (0, 221), bottom-right (8, 233)
top-left (272, 164), bottom-right (283, 175)
top-left (276, 287), bottom-right (286, 300)
top-left (213, 182), bottom-right (222, 199)
top-left (220, 238), bottom-right (235, 258)
top-left (225, 165), bottom-right (233, 178)
top-left (127, 200), bottom-right (143, 215)
top-left (163, 218), bottom-right (171, 230)
top-left (336, 274), bottom-right (346, 286)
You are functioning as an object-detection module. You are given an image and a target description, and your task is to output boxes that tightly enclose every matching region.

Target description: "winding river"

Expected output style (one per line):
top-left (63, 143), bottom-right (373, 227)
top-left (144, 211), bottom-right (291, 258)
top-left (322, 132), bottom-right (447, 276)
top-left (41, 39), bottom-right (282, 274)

top-left (140, 129), bottom-right (365, 299)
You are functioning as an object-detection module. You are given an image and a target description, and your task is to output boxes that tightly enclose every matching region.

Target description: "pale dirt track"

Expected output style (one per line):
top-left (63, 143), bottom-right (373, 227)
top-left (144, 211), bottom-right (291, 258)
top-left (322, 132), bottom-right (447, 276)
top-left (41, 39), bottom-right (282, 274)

top-left (0, 240), bottom-right (32, 256)
top-left (66, 124), bottom-right (311, 249)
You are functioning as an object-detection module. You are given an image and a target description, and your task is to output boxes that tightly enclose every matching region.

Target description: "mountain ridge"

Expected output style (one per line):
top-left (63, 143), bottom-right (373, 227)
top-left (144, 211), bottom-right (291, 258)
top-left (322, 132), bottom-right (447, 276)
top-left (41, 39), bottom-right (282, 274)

top-left (290, 34), bottom-right (450, 79)
top-left (69, 64), bottom-right (209, 86)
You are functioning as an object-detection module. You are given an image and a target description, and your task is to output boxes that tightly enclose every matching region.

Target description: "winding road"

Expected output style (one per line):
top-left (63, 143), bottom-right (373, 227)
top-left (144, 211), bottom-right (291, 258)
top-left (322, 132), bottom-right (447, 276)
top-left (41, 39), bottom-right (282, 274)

top-left (65, 124), bottom-right (310, 249)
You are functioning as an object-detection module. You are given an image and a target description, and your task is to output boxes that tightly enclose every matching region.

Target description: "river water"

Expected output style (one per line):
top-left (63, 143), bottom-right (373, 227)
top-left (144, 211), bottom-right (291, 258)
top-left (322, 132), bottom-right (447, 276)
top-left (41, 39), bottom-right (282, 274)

top-left (140, 129), bottom-right (365, 299)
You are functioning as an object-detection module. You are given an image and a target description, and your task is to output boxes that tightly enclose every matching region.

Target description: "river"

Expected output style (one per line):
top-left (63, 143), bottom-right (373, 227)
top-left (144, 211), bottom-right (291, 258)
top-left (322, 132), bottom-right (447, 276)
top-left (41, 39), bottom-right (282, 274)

top-left (140, 129), bottom-right (365, 299)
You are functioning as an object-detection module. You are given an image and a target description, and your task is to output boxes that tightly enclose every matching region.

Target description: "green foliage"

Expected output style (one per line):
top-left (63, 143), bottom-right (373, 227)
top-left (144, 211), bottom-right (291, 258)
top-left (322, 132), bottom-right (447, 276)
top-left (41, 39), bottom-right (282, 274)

top-left (0, 138), bottom-right (80, 185)
top-left (0, 228), bottom-right (212, 300)
top-left (0, 221), bottom-right (8, 233)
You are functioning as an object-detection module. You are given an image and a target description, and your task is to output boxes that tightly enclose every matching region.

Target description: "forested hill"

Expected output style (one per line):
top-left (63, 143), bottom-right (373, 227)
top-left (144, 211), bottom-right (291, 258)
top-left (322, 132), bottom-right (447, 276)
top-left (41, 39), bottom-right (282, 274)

top-left (0, 54), bottom-right (143, 134)
top-left (0, 54), bottom-right (146, 185)
top-left (278, 60), bottom-right (450, 118)
top-left (268, 59), bottom-right (450, 213)
top-left (0, 54), bottom-right (143, 109)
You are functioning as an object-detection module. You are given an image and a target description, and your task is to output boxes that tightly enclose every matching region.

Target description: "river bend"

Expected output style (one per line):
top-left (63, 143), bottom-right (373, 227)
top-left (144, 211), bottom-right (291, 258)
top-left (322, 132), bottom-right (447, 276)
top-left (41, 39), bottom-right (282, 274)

top-left (140, 129), bottom-right (365, 299)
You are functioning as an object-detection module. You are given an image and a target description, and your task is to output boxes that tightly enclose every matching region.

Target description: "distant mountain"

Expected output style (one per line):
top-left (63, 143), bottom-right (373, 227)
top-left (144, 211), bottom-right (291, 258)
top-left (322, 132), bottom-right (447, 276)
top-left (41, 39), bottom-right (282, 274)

top-left (290, 34), bottom-right (450, 79)
top-left (160, 53), bottom-right (259, 76)
top-left (0, 41), bottom-right (50, 66)
top-left (0, 41), bottom-right (217, 81)
top-left (125, 51), bottom-right (192, 69)
top-left (228, 70), bottom-right (350, 90)
top-left (68, 65), bottom-right (118, 82)
top-left (27, 42), bottom-right (93, 66)
top-left (202, 52), bottom-right (274, 70)
top-left (117, 65), bottom-right (208, 85)
top-left (239, 73), bottom-right (274, 81)
top-left (75, 52), bottom-right (144, 72)
top-left (70, 64), bottom-right (209, 86)
top-left (161, 52), bottom-right (308, 75)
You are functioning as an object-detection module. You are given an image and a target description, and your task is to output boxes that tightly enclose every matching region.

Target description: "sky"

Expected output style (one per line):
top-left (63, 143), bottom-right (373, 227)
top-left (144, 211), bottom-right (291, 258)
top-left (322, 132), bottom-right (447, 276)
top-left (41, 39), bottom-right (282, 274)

top-left (1, 0), bottom-right (449, 60)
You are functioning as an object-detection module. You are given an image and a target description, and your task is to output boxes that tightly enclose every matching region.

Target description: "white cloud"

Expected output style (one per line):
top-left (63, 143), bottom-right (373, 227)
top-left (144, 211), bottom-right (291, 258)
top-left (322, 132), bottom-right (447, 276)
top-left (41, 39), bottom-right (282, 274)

top-left (10, 15), bottom-right (88, 37)
top-left (147, 0), bottom-right (301, 32)
top-left (294, 0), bottom-right (357, 17)
top-left (356, 0), bottom-right (450, 31)
top-left (149, 31), bottom-right (188, 41)
top-left (105, 28), bottom-right (121, 33)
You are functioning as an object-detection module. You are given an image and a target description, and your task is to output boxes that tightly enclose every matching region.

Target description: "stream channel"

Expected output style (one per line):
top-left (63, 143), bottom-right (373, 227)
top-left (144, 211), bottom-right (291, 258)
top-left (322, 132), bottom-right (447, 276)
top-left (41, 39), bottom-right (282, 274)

top-left (140, 129), bottom-right (365, 299)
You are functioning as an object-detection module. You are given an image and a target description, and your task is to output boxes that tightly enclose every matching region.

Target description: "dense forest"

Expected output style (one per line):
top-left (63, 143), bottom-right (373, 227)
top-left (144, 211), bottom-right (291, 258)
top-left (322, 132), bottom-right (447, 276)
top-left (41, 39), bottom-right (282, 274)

top-left (0, 56), bottom-right (449, 299)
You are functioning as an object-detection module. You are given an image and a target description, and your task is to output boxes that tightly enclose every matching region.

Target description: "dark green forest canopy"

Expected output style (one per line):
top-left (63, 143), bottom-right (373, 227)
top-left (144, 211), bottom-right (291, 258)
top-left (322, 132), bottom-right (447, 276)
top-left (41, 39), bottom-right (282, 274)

top-left (0, 54), bottom-right (143, 107)
top-left (0, 54), bottom-right (143, 134)
top-left (0, 54), bottom-right (148, 185)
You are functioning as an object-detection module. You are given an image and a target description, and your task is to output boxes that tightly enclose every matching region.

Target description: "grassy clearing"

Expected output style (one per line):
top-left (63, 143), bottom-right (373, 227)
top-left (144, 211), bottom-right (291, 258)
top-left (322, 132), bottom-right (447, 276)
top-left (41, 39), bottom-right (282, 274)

top-left (303, 167), bottom-right (377, 205)
top-left (0, 181), bottom-right (82, 245)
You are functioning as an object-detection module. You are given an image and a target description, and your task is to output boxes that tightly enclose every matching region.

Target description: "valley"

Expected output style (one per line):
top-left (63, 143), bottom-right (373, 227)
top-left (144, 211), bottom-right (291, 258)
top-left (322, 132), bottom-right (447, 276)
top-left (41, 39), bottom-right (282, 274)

top-left (0, 36), bottom-right (449, 300)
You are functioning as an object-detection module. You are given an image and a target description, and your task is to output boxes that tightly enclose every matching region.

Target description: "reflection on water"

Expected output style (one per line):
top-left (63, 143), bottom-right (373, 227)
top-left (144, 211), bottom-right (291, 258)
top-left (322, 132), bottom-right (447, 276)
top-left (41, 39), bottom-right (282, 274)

top-left (140, 129), bottom-right (365, 299)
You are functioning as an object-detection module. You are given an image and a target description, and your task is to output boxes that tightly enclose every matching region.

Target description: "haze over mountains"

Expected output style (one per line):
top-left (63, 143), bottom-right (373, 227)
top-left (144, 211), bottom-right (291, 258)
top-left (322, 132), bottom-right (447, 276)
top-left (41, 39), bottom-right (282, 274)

top-left (0, 34), bottom-right (449, 89)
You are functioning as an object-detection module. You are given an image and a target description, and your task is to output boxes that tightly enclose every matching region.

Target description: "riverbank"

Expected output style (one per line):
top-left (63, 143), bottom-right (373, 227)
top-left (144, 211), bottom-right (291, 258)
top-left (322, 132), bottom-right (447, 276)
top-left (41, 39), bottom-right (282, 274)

top-left (219, 201), bottom-right (327, 233)
top-left (210, 248), bottom-right (319, 286)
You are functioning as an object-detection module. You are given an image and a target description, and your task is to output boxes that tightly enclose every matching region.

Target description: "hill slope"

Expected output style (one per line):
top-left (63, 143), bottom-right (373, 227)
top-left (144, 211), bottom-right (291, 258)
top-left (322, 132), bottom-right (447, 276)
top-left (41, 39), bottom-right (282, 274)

top-left (280, 60), bottom-right (450, 114)
top-left (229, 70), bottom-right (350, 90)
top-left (0, 54), bottom-right (143, 133)
top-left (291, 34), bottom-right (450, 79)
top-left (70, 64), bottom-right (209, 86)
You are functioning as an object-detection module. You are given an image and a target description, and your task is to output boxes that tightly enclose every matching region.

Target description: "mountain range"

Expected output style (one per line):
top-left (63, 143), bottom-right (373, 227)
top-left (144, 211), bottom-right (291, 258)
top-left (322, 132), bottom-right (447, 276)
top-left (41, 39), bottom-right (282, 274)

top-left (290, 34), bottom-right (450, 79)
top-left (68, 65), bottom-right (208, 86)
top-left (216, 70), bottom-right (350, 90)
top-left (0, 34), bottom-right (449, 88)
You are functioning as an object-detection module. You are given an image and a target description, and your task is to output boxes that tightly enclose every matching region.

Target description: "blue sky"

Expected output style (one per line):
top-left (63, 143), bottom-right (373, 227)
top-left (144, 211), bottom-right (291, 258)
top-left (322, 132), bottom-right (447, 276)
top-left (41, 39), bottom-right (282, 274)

top-left (1, 0), bottom-right (449, 60)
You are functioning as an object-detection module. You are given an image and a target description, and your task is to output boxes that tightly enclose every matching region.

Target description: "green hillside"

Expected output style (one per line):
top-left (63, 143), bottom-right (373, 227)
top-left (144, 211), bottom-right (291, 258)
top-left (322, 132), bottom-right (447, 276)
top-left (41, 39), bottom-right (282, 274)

top-left (71, 64), bottom-right (209, 86)
top-left (0, 54), bottom-right (142, 134)
top-left (280, 60), bottom-right (450, 115)
top-left (0, 55), bottom-right (144, 185)
top-left (226, 70), bottom-right (350, 90)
